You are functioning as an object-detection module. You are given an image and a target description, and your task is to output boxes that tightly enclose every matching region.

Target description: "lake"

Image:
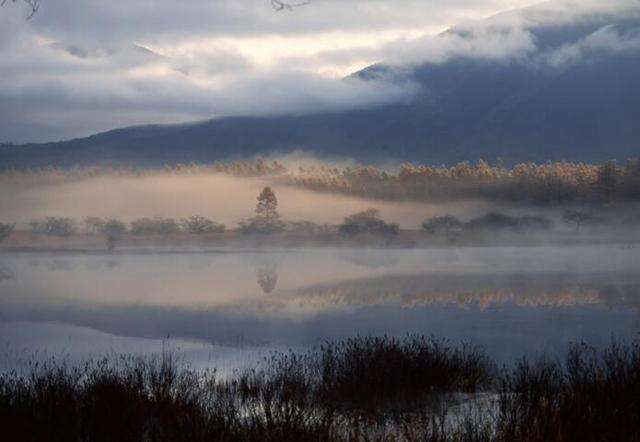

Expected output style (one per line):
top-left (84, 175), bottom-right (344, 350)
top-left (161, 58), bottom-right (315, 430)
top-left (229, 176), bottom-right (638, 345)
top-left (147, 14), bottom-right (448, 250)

top-left (1, 245), bottom-right (639, 373)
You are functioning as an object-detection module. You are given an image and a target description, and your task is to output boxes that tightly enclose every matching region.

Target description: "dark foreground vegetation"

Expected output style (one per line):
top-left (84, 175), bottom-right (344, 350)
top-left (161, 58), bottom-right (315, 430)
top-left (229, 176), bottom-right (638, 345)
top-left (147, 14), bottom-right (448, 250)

top-left (1, 336), bottom-right (639, 442)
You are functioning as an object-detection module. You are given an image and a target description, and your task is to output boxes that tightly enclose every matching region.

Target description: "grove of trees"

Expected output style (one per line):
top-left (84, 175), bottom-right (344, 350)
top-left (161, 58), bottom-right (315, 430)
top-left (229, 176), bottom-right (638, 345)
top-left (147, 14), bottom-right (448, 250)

top-left (3, 158), bottom-right (639, 205)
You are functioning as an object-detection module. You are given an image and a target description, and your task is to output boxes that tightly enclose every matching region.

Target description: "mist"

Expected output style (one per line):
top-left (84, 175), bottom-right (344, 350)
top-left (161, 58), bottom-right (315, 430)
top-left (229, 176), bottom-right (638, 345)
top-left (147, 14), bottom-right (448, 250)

top-left (0, 170), bottom-right (487, 229)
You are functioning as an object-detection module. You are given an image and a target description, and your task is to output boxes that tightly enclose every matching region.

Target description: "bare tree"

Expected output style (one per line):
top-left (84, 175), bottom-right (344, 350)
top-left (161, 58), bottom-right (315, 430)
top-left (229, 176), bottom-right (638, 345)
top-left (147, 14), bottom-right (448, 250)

top-left (1, 0), bottom-right (39, 20)
top-left (271, 0), bottom-right (311, 11)
top-left (563, 210), bottom-right (595, 232)
top-left (181, 215), bottom-right (225, 234)
top-left (2, 1), bottom-right (306, 20)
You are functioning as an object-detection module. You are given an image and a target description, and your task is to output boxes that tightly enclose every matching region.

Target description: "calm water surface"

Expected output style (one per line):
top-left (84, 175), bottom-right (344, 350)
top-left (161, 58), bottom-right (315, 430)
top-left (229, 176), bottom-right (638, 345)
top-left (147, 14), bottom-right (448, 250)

top-left (1, 245), bottom-right (639, 372)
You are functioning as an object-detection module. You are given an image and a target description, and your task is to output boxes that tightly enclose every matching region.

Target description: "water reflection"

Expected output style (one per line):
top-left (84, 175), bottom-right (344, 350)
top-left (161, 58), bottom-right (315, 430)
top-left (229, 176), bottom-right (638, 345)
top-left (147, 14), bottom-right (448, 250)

top-left (256, 262), bottom-right (278, 294)
top-left (0, 247), bottom-right (639, 364)
top-left (0, 261), bottom-right (13, 282)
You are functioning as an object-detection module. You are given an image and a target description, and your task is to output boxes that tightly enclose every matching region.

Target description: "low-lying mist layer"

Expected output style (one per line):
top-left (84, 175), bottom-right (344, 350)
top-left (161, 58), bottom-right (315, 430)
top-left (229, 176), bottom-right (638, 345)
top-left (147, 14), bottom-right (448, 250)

top-left (0, 167), bottom-right (483, 229)
top-left (1, 159), bottom-right (639, 250)
top-left (2, 157), bottom-right (639, 204)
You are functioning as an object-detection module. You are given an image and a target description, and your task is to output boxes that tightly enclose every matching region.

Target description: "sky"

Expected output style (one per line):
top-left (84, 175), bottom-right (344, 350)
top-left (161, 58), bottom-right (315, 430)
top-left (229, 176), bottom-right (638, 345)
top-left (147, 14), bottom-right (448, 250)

top-left (0, 0), bottom-right (638, 143)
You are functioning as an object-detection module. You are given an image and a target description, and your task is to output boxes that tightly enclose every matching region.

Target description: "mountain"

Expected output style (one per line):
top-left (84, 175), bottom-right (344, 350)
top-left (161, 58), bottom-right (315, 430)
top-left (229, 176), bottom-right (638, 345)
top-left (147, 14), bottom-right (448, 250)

top-left (2, 6), bottom-right (640, 168)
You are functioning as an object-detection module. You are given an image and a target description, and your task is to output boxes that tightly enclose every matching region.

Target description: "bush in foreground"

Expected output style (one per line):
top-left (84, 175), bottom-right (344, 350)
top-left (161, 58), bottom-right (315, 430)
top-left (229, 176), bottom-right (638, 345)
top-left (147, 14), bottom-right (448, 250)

top-left (0, 338), bottom-right (639, 441)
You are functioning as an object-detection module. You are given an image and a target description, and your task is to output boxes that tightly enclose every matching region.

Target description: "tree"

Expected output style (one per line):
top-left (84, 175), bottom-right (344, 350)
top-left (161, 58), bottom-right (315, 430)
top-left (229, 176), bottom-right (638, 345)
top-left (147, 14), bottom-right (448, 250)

top-left (1, 0), bottom-right (39, 19)
top-left (240, 187), bottom-right (285, 234)
top-left (563, 210), bottom-right (595, 232)
top-left (30, 217), bottom-right (77, 237)
top-left (339, 208), bottom-right (399, 246)
top-left (181, 216), bottom-right (225, 234)
top-left (84, 216), bottom-right (106, 234)
top-left (99, 219), bottom-right (127, 251)
top-left (130, 217), bottom-right (180, 235)
top-left (465, 212), bottom-right (521, 231)
top-left (623, 159), bottom-right (640, 199)
top-left (271, 0), bottom-right (311, 11)
top-left (2, 0), bottom-right (304, 20)
top-left (595, 161), bottom-right (619, 202)
top-left (422, 215), bottom-right (463, 236)
top-left (0, 223), bottom-right (14, 242)
top-left (256, 187), bottom-right (280, 224)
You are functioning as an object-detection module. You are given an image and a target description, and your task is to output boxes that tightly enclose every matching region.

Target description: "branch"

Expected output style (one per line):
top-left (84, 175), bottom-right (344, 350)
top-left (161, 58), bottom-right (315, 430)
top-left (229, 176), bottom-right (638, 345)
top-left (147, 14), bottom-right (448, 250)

top-left (271, 0), bottom-right (311, 12)
top-left (1, 0), bottom-right (39, 20)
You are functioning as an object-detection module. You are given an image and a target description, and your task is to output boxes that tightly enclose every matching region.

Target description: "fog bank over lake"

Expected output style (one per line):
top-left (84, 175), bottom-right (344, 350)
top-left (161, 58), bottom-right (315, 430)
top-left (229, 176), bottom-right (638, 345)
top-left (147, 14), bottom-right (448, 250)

top-left (1, 245), bottom-right (639, 369)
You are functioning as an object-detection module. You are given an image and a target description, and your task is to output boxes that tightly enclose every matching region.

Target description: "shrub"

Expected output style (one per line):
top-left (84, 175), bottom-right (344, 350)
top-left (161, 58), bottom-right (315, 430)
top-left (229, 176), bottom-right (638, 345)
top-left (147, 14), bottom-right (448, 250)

top-left (238, 217), bottom-right (285, 235)
top-left (463, 212), bottom-right (552, 233)
top-left (30, 217), bottom-right (77, 237)
top-left (562, 209), bottom-right (603, 232)
top-left (181, 216), bottom-right (225, 234)
top-left (130, 217), bottom-right (180, 235)
top-left (99, 219), bottom-right (127, 251)
top-left (2, 338), bottom-right (639, 441)
top-left (84, 216), bottom-right (106, 234)
top-left (422, 215), bottom-right (463, 235)
top-left (339, 209), bottom-right (399, 245)
top-left (466, 212), bottom-right (521, 231)
top-left (284, 220), bottom-right (323, 235)
top-left (498, 341), bottom-right (640, 442)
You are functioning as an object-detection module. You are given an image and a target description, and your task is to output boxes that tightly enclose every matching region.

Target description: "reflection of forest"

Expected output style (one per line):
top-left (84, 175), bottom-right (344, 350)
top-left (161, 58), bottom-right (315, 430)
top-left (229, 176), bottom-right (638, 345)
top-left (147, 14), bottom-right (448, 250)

top-left (251, 272), bottom-right (640, 312)
top-left (256, 262), bottom-right (278, 294)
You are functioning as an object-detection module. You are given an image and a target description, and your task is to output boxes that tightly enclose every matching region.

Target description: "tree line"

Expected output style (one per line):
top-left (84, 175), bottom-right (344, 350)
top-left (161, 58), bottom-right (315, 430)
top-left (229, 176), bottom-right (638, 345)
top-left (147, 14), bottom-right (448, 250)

top-left (0, 187), bottom-right (623, 250)
top-left (3, 158), bottom-right (640, 204)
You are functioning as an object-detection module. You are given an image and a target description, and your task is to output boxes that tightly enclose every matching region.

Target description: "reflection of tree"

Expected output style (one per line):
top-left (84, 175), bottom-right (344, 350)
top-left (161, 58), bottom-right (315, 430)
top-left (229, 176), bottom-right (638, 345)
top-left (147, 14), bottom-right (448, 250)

top-left (257, 262), bottom-right (279, 294)
top-left (0, 261), bottom-right (13, 282)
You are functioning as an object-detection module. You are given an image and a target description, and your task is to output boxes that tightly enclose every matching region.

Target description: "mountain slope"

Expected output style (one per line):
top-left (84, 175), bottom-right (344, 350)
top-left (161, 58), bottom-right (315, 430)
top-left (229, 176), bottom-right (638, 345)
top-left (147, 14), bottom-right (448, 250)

top-left (2, 7), bottom-right (640, 168)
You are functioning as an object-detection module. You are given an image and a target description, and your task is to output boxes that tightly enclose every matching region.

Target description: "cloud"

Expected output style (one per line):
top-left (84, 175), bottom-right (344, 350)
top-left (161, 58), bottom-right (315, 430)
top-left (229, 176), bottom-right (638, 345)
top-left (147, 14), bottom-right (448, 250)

top-left (1, 0), bottom-right (639, 143)
top-left (0, 29), bottom-right (418, 142)
top-left (542, 24), bottom-right (640, 68)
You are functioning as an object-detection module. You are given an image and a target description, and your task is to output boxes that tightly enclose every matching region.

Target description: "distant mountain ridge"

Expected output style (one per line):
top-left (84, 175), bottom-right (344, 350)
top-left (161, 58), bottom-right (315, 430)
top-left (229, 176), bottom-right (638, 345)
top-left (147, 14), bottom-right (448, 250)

top-left (2, 5), bottom-right (640, 168)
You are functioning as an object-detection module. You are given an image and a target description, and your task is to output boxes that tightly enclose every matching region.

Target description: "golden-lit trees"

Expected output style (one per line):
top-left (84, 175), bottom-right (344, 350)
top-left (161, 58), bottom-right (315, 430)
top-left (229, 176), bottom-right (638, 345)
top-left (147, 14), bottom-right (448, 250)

top-left (1, 158), bottom-right (638, 205)
top-left (595, 161), bottom-right (619, 202)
